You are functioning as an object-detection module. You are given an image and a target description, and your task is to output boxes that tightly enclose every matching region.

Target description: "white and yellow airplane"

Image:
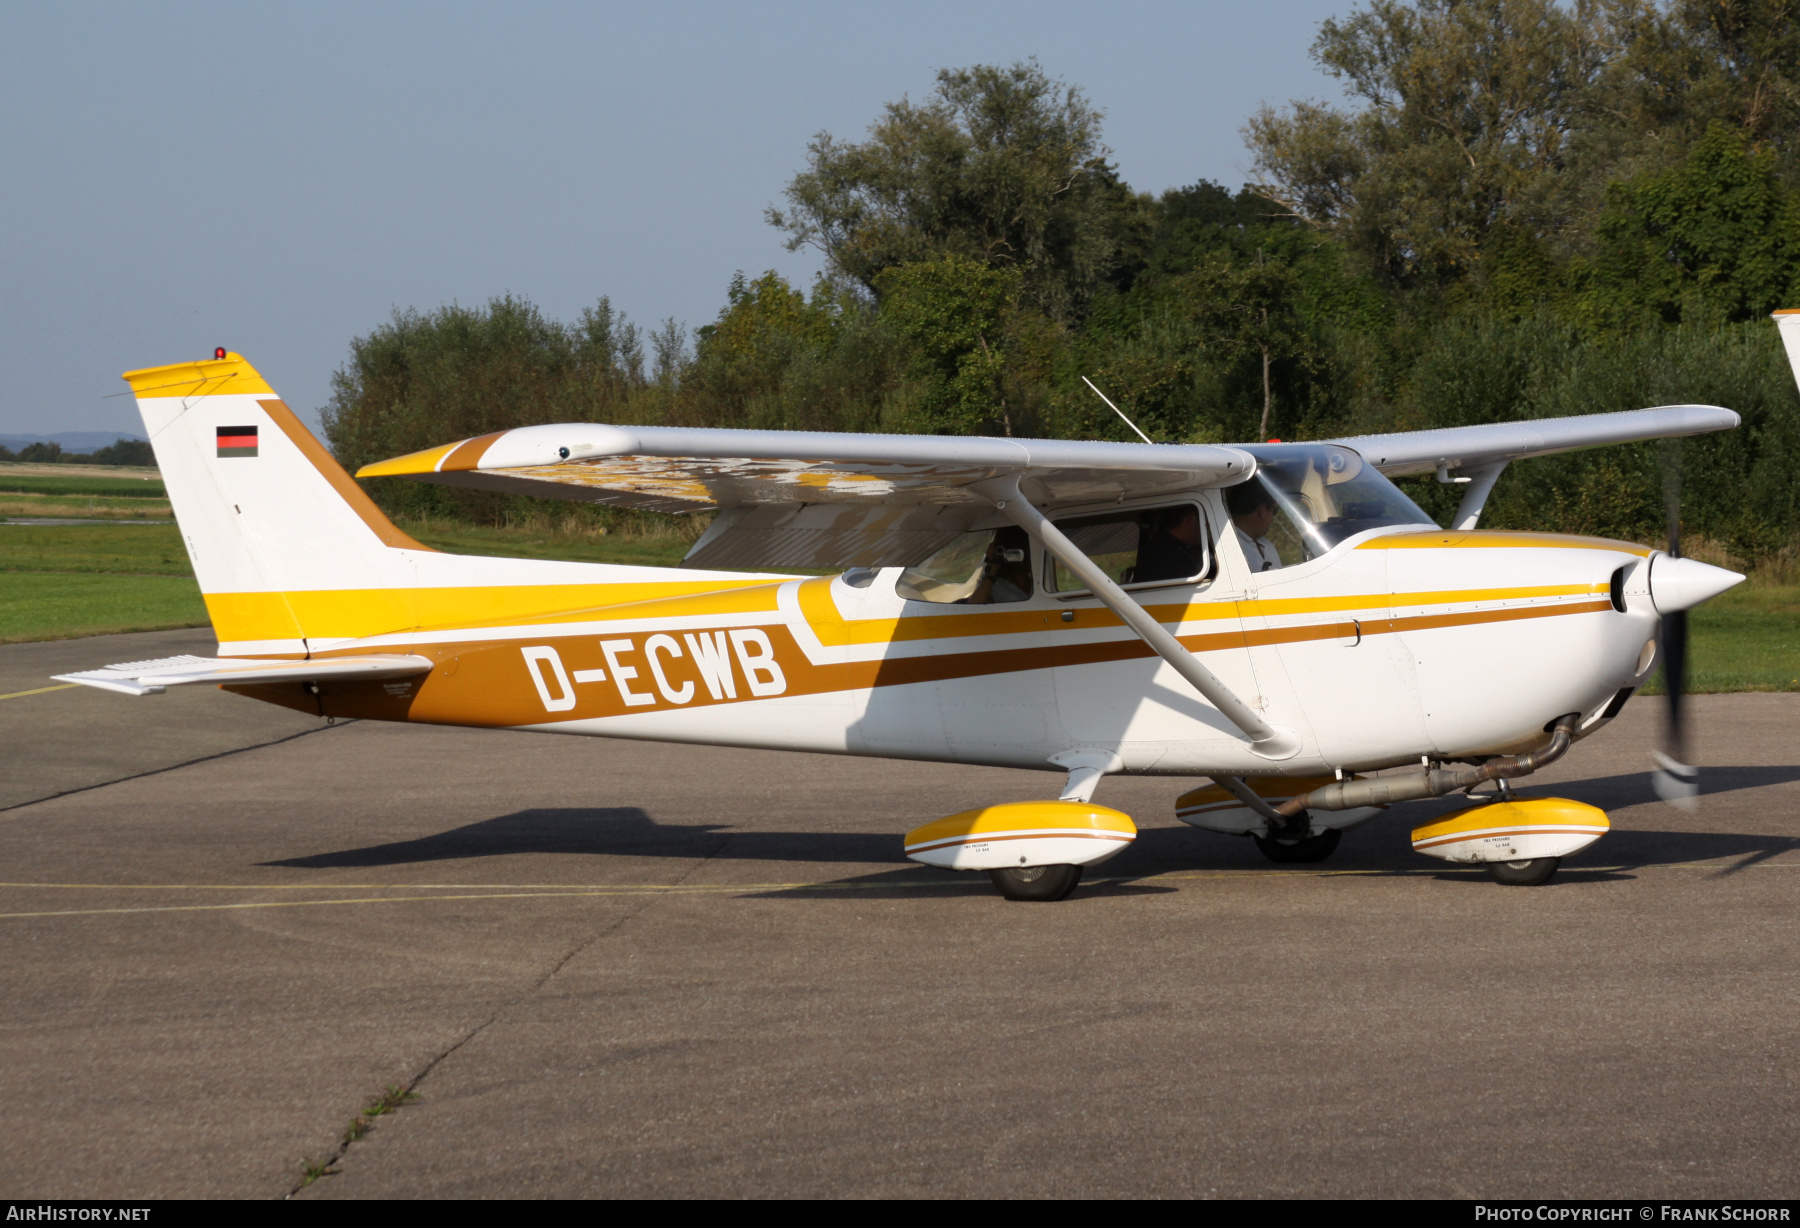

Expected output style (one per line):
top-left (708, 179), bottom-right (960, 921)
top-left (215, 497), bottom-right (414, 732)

top-left (58, 330), bottom-right (1772, 900)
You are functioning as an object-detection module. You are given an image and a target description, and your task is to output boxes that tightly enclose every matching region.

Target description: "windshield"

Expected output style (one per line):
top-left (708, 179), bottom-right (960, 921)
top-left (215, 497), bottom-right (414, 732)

top-left (1239, 444), bottom-right (1434, 562)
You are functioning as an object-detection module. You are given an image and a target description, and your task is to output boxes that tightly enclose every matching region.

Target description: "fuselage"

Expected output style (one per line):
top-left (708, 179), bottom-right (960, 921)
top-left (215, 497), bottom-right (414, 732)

top-left (236, 487), bottom-right (1662, 780)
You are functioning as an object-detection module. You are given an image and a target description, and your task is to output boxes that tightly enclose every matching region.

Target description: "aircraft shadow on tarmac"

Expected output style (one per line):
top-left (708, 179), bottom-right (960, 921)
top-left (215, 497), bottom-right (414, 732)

top-left (265, 807), bottom-right (901, 870)
top-left (260, 806), bottom-right (1180, 899)
top-left (262, 760), bottom-right (1800, 889)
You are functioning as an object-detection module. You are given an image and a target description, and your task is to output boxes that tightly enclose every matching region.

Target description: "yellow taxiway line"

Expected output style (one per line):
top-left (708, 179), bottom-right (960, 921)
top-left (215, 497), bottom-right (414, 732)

top-left (0, 860), bottom-right (1794, 920)
top-left (0, 683), bottom-right (81, 701)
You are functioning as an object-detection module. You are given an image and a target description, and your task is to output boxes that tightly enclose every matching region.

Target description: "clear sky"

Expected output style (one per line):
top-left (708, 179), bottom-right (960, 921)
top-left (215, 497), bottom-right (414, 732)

top-left (0, 0), bottom-right (1351, 437)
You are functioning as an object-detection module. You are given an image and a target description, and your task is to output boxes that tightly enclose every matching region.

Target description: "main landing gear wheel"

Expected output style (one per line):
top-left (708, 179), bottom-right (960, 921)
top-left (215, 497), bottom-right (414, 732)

top-left (1490, 857), bottom-right (1560, 886)
top-left (1253, 827), bottom-right (1341, 864)
top-left (989, 864), bottom-right (1084, 901)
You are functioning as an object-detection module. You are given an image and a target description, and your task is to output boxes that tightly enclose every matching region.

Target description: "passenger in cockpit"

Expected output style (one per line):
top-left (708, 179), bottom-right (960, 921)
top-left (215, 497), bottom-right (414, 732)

top-left (1132, 505), bottom-right (1205, 583)
top-left (1227, 480), bottom-right (1284, 572)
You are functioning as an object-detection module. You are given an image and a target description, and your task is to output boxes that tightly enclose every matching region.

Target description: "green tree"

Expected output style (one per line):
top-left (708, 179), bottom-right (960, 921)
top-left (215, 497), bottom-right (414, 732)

top-left (324, 295), bottom-right (646, 523)
top-left (769, 60), bottom-right (1128, 321)
top-left (1076, 250), bottom-right (1332, 444)
top-left (876, 254), bottom-right (1028, 435)
top-left (685, 272), bottom-right (833, 426)
top-left (1246, 0), bottom-right (1627, 284)
top-left (683, 271), bottom-right (910, 433)
top-left (1183, 257), bottom-right (1313, 439)
top-left (1604, 0), bottom-right (1800, 174)
top-left (1576, 121), bottom-right (1800, 327)
top-left (88, 438), bottom-right (156, 466)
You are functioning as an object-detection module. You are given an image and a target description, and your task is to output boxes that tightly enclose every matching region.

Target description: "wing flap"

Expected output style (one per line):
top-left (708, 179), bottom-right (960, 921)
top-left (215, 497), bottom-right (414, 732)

top-left (54, 653), bottom-right (434, 696)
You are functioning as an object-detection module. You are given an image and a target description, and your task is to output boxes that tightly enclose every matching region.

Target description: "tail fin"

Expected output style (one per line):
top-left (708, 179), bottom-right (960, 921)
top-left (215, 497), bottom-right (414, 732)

top-left (1773, 310), bottom-right (1800, 395)
top-left (127, 352), bottom-right (434, 655)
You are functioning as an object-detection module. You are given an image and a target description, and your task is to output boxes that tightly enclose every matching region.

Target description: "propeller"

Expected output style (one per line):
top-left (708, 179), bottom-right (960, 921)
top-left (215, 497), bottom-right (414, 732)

top-left (1652, 439), bottom-right (1698, 809)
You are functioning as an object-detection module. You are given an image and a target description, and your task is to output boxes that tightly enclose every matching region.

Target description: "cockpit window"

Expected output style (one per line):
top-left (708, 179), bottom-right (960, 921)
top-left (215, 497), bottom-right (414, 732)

top-left (1047, 503), bottom-right (1211, 591)
top-left (896, 526), bottom-right (1034, 604)
top-left (1237, 444), bottom-right (1434, 563)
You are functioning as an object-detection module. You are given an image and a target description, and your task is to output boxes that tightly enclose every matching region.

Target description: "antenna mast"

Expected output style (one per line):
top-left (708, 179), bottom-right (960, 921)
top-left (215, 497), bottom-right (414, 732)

top-left (1080, 376), bottom-right (1154, 445)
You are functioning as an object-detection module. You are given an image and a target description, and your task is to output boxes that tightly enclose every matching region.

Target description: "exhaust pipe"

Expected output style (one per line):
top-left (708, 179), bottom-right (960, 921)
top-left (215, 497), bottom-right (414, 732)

top-left (1274, 714), bottom-right (1580, 815)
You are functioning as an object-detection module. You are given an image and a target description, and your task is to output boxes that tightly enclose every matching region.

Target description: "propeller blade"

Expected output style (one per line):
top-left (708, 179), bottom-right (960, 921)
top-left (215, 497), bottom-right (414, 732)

top-left (1653, 606), bottom-right (1697, 807)
top-left (1652, 440), bottom-right (1698, 809)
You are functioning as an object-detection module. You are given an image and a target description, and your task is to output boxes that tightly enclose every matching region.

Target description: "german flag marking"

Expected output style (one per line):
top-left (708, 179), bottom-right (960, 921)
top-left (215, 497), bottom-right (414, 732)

top-left (216, 425), bottom-right (258, 457)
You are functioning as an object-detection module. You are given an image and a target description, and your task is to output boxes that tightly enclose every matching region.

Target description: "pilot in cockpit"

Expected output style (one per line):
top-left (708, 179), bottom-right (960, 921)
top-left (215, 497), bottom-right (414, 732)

top-left (1226, 480), bottom-right (1284, 572)
top-left (959, 525), bottom-right (1035, 604)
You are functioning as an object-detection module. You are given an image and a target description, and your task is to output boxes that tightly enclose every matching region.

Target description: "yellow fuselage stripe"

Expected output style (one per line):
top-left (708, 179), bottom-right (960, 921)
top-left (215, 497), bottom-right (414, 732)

top-left (204, 579), bottom-right (783, 642)
top-left (205, 575), bottom-right (1608, 647)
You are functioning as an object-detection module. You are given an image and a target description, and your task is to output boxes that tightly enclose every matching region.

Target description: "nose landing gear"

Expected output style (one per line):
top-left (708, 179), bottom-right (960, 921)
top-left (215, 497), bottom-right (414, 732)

top-left (1489, 857), bottom-right (1560, 886)
top-left (1411, 797), bottom-right (1605, 885)
top-left (989, 864), bottom-right (1085, 901)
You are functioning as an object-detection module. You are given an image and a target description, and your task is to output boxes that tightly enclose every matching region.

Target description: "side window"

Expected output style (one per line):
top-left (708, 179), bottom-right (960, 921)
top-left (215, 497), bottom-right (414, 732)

top-left (896, 526), bottom-right (1034, 605)
top-left (1048, 504), bottom-right (1211, 592)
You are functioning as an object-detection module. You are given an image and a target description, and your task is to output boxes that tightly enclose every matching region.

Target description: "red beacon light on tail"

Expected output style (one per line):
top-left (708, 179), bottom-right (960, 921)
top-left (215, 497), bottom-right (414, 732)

top-left (214, 347), bottom-right (227, 360)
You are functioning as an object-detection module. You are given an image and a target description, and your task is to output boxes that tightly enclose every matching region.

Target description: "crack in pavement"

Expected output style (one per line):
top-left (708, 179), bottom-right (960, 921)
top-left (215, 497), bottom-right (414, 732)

top-left (286, 829), bottom-right (738, 1198)
top-left (0, 721), bottom-right (353, 817)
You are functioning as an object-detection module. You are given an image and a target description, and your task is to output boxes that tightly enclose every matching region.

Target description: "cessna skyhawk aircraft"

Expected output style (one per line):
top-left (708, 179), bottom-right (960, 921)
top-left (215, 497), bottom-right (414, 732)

top-left (60, 325), bottom-right (1771, 900)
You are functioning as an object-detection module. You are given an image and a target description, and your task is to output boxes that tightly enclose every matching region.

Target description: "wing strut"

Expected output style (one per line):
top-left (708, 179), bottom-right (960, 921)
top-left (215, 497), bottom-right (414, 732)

top-left (978, 477), bottom-right (1300, 760)
top-left (1449, 461), bottom-right (1508, 530)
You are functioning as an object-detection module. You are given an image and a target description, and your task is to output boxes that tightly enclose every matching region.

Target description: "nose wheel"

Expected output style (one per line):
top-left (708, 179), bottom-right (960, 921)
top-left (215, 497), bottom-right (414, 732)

top-left (1489, 857), bottom-right (1559, 886)
top-left (989, 864), bottom-right (1084, 901)
top-left (1253, 827), bottom-right (1341, 863)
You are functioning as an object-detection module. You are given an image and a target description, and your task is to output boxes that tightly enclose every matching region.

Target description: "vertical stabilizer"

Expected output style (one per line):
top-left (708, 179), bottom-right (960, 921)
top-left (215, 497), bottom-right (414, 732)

top-left (126, 352), bottom-right (434, 656)
top-left (1773, 310), bottom-right (1800, 394)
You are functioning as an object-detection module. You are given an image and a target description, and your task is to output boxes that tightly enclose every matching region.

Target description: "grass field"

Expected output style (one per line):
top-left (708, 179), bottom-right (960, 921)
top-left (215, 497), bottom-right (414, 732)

top-left (0, 523), bottom-right (205, 643)
top-left (0, 466), bottom-right (172, 522)
top-left (0, 519), bottom-right (1793, 691)
top-left (0, 523), bottom-right (193, 576)
top-left (0, 572), bottom-right (207, 644)
top-left (0, 473), bottom-right (167, 498)
top-left (1668, 583), bottom-right (1800, 693)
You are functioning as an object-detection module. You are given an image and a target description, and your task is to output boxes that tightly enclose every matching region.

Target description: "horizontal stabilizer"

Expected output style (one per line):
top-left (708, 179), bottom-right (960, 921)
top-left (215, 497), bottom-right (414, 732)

top-left (54, 653), bottom-right (433, 697)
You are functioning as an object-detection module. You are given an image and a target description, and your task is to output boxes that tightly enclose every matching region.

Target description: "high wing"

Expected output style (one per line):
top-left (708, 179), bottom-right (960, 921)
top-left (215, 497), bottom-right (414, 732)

top-left (55, 654), bottom-right (433, 697)
top-left (1330, 404), bottom-right (1739, 477)
top-left (358, 425), bottom-right (1256, 570)
top-left (357, 406), bottom-right (1739, 570)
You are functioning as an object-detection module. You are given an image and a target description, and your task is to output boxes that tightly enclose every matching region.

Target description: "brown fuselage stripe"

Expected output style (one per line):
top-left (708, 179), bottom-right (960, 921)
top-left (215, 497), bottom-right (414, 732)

top-left (277, 595), bottom-right (1617, 727)
top-left (1414, 826), bottom-right (1606, 849)
top-left (843, 597), bottom-right (1616, 692)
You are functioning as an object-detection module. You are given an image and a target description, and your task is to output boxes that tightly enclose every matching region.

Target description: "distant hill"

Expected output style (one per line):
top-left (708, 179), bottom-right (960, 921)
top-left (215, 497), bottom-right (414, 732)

top-left (0, 431), bottom-right (149, 454)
